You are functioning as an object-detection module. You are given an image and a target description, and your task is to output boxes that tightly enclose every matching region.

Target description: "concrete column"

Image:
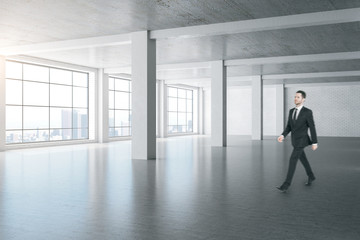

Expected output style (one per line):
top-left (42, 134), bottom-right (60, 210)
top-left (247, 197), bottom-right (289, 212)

top-left (211, 60), bottom-right (227, 147)
top-left (276, 84), bottom-right (285, 134)
top-left (198, 88), bottom-right (204, 135)
top-left (0, 56), bottom-right (5, 151)
top-left (159, 80), bottom-right (167, 138)
top-left (131, 31), bottom-right (156, 160)
top-left (98, 69), bottom-right (109, 143)
top-left (0, 56), bottom-right (6, 152)
top-left (156, 80), bottom-right (160, 137)
top-left (252, 75), bottom-right (263, 140)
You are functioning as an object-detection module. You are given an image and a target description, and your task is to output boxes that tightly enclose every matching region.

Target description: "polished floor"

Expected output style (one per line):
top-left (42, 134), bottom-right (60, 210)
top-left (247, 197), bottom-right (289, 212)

top-left (0, 136), bottom-right (359, 240)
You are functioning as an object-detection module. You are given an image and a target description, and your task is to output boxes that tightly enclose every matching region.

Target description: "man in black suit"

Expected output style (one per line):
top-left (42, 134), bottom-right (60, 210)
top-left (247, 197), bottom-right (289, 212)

top-left (277, 90), bottom-right (318, 192)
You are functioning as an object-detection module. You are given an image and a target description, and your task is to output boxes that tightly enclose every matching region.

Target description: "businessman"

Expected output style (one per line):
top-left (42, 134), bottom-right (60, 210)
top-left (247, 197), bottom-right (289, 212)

top-left (277, 90), bottom-right (318, 192)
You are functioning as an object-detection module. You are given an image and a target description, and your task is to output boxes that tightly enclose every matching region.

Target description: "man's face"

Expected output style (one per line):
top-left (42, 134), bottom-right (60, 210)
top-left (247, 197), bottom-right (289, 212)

top-left (294, 93), bottom-right (305, 106)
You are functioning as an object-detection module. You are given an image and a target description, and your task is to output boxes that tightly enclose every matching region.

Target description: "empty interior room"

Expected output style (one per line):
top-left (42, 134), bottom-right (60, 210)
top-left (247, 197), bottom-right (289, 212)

top-left (0, 1), bottom-right (360, 240)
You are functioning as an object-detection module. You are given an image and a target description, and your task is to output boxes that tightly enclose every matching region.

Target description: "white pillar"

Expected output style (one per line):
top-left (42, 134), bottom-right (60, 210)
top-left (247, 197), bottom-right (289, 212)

top-left (252, 75), bottom-right (263, 140)
top-left (156, 80), bottom-right (160, 137)
top-left (276, 84), bottom-right (285, 134)
top-left (211, 60), bottom-right (227, 147)
top-left (159, 80), bottom-right (167, 138)
top-left (131, 31), bottom-right (156, 160)
top-left (0, 56), bottom-right (5, 151)
top-left (198, 88), bottom-right (204, 135)
top-left (98, 69), bottom-right (109, 143)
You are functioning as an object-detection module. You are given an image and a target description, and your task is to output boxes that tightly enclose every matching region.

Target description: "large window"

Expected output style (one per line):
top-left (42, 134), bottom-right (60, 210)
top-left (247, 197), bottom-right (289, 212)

top-left (5, 61), bottom-right (89, 144)
top-left (108, 77), bottom-right (132, 137)
top-left (168, 87), bottom-right (193, 134)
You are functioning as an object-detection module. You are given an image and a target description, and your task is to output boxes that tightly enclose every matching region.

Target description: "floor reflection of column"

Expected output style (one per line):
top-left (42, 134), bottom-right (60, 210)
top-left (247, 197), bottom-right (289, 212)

top-left (194, 142), bottom-right (230, 237)
top-left (86, 144), bottom-right (109, 238)
top-left (0, 151), bottom-right (6, 238)
top-left (210, 146), bottom-right (229, 213)
top-left (250, 140), bottom-right (265, 190)
top-left (0, 150), bottom-right (26, 239)
top-left (0, 152), bottom-right (5, 189)
top-left (84, 141), bottom-right (136, 239)
top-left (130, 159), bottom-right (159, 239)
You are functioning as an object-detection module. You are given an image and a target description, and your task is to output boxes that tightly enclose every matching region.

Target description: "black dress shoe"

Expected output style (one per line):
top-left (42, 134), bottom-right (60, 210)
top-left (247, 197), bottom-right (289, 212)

top-left (276, 184), bottom-right (288, 193)
top-left (305, 176), bottom-right (316, 186)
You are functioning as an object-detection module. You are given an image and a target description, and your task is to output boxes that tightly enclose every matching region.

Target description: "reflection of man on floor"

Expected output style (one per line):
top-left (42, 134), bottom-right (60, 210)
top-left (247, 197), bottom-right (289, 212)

top-left (277, 90), bottom-right (318, 192)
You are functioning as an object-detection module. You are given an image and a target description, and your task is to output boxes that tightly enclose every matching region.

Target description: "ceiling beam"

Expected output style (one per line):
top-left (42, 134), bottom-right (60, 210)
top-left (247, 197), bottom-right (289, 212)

top-left (151, 8), bottom-right (360, 39)
top-left (162, 71), bottom-right (360, 83)
top-left (7, 55), bottom-right (97, 72)
top-left (226, 51), bottom-right (360, 66)
top-left (158, 62), bottom-right (210, 71)
top-left (0, 34), bottom-right (131, 56)
top-left (285, 81), bottom-right (360, 87)
top-left (105, 50), bottom-right (360, 74)
top-left (165, 76), bottom-right (253, 84)
top-left (104, 66), bottom-right (131, 74)
top-left (104, 62), bottom-right (211, 74)
top-left (165, 78), bottom-right (209, 84)
top-left (263, 71), bottom-right (360, 80)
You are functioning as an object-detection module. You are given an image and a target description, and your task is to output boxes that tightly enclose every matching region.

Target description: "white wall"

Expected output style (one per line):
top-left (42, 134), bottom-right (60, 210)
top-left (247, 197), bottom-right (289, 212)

top-left (263, 86), bottom-right (277, 136)
top-left (203, 88), bottom-right (211, 135)
top-left (193, 89), bottom-right (199, 134)
top-left (227, 86), bottom-right (252, 135)
top-left (285, 83), bottom-right (360, 137)
top-left (205, 85), bottom-right (277, 136)
top-left (201, 82), bottom-right (360, 138)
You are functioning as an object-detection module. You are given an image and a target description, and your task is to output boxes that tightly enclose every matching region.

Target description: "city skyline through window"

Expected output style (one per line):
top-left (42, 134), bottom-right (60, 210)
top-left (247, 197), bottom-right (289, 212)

top-left (5, 61), bottom-right (89, 144)
top-left (167, 86), bottom-right (193, 134)
top-left (108, 77), bottom-right (132, 137)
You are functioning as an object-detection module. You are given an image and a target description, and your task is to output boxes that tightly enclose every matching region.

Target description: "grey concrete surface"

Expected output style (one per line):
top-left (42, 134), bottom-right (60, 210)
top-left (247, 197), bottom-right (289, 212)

top-left (0, 136), bottom-right (359, 239)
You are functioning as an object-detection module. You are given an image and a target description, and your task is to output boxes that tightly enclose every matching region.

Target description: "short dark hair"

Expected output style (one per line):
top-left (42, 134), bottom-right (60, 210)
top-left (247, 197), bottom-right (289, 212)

top-left (296, 90), bottom-right (306, 98)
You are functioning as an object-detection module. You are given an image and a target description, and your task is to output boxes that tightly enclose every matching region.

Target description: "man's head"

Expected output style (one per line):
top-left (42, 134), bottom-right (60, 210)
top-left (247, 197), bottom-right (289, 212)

top-left (294, 90), bottom-right (306, 106)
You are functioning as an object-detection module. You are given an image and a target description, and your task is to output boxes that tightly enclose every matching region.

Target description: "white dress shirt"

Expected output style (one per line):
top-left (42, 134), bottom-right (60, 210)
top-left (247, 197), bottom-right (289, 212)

top-left (293, 105), bottom-right (304, 120)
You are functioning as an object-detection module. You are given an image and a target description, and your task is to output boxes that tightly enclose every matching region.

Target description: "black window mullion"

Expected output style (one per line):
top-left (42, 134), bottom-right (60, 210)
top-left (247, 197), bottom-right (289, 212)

top-left (191, 92), bottom-right (193, 132)
top-left (71, 72), bottom-right (74, 140)
top-left (129, 82), bottom-right (131, 134)
top-left (176, 88), bottom-right (179, 131)
top-left (111, 90), bottom-right (116, 131)
top-left (21, 63), bottom-right (24, 143)
top-left (86, 73), bottom-right (89, 139)
top-left (113, 78), bottom-right (115, 136)
top-left (48, 66), bottom-right (51, 140)
top-left (185, 92), bottom-right (188, 132)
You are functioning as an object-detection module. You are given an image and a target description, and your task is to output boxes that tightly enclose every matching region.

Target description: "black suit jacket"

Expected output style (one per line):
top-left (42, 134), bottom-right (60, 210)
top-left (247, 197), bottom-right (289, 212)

top-left (282, 107), bottom-right (318, 148)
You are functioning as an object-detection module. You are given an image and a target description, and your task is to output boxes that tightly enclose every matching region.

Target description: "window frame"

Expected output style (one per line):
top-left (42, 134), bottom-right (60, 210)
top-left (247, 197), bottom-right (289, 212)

top-left (167, 86), bottom-right (194, 134)
top-left (5, 60), bottom-right (90, 144)
top-left (108, 76), bottom-right (132, 138)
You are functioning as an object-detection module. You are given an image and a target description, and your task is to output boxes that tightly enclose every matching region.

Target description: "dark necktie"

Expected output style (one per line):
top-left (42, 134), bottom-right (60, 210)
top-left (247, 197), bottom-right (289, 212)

top-left (293, 108), bottom-right (298, 122)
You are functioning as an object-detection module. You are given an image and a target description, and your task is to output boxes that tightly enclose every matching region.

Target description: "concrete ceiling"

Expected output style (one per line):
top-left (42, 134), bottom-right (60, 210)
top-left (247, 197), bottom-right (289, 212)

top-left (1, 0), bottom-right (360, 87)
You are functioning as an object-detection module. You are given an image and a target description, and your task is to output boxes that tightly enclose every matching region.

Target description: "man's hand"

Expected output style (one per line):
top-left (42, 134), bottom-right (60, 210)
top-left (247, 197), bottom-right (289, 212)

top-left (312, 144), bottom-right (318, 151)
top-left (277, 135), bottom-right (284, 143)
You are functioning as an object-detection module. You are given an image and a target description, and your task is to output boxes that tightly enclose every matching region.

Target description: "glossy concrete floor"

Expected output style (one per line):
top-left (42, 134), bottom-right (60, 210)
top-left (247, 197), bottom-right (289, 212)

top-left (0, 136), bottom-right (359, 240)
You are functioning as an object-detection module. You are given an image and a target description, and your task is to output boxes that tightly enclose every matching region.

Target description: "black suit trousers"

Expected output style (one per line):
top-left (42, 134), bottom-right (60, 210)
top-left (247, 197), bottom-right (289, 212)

top-left (284, 147), bottom-right (314, 186)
